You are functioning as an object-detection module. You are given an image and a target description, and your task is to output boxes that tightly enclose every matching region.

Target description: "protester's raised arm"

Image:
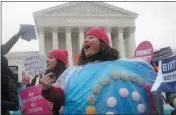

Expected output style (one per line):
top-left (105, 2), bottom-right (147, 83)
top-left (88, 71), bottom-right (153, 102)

top-left (2, 28), bottom-right (24, 55)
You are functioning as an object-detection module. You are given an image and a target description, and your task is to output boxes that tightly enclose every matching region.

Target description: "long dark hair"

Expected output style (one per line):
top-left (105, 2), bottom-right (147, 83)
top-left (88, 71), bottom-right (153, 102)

top-left (78, 41), bottom-right (120, 65)
top-left (31, 59), bottom-right (67, 86)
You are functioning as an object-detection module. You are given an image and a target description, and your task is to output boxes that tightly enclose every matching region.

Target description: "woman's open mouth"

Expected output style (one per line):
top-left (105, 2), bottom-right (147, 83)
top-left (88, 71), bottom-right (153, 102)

top-left (84, 44), bottom-right (90, 51)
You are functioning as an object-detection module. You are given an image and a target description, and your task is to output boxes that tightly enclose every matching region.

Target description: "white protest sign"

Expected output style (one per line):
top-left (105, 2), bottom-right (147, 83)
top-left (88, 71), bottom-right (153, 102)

top-left (23, 55), bottom-right (47, 79)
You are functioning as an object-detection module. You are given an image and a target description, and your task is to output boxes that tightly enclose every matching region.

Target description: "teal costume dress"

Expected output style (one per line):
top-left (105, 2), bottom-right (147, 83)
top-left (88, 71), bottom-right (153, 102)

top-left (56, 59), bottom-right (157, 114)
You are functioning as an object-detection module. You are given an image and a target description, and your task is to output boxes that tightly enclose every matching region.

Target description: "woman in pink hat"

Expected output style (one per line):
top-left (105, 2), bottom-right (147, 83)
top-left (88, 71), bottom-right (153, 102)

top-left (30, 49), bottom-right (68, 86)
top-left (21, 49), bottom-right (68, 115)
top-left (40, 28), bottom-right (163, 114)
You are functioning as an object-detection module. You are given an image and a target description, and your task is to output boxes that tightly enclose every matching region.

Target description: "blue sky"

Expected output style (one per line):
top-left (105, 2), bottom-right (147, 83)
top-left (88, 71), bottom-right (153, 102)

top-left (2, 2), bottom-right (176, 52)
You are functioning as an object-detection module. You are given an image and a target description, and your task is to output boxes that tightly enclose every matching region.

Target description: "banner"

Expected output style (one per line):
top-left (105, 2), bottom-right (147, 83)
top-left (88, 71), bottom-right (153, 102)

top-left (134, 41), bottom-right (153, 63)
top-left (23, 55), bottom-right (47, 79)
top-left (20, 85), bottom-right (52, 114)
top-left (20, 24), bottom-right (37, 41)
top-left (152, 47), bottom-right (173, 62)
top-left (152, 55), bottom-right (176, 92)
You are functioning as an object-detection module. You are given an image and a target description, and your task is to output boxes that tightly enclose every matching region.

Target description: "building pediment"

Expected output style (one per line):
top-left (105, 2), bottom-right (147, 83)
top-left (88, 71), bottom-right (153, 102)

top-left (34, 2), bottom-right (138, 17)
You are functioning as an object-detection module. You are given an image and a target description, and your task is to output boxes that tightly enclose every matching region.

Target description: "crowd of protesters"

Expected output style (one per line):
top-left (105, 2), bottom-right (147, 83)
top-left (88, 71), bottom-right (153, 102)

top-left (1, 28), bottom-right (175, 115)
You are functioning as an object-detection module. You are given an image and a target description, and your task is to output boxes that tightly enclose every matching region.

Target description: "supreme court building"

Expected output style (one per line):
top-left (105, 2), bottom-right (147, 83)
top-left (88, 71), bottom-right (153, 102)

top-left (33, 2), bottom-right (138, 66)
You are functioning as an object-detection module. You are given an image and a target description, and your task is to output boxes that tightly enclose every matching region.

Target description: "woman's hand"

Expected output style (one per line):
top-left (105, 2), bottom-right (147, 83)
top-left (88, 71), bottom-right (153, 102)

top-left (40, 73), bottom-right (55, 90)
top-left (48, 102), bottom-right (53, 110)
top-left (20, 105), bottom-right (26, 114)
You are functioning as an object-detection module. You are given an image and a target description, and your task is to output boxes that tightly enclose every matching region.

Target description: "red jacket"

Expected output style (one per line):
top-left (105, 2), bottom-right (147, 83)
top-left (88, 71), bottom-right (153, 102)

top-left (41, 86), bottom-right (65, 115)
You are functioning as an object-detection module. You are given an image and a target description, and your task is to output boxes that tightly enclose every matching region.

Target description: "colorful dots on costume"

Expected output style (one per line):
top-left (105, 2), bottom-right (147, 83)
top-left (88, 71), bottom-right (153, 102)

top-left (92, 84), bottom-right (102, 95)
top-left (107, 97), bottom-right (117, 108)
top-left (137, 78), bottom-right (145, 87)
top-left (129, 74), bottom-right (137, 83)
top-left (144, 84), bottom-right (151, 92)
top-left (106, 111), bottom-right (115, 115)
top-left (120, 73), bottom-right (128, 81)
top-left (86, 106), bottom-right (96, 114)
top-left (132, 91), bottom-right (140, 102)
top-left (100, 77), bottom-right (110, 86)
top-left (119, 88), bottom-right (129, 97)
top-left (111, 72), bottom-right (119, 80)
top-left (87, 95), bottom-right (96, 105)
top-left (137, 104), bottom-right (145, 114)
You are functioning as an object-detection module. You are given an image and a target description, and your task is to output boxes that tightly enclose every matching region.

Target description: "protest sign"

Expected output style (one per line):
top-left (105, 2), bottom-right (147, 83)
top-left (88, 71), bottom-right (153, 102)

top-left (152, 55), bottom-right (176, 92)
top-left (23, 55), bottom-right (47, 79)
top-left (20, 24), bottom-right (37, 41)
top-left (20, 85), bottom-right (52, 114)
top-left (161, 55), bottom-right (176, 82)
top-left (152, 47), bottom-right (173, 62)
top-left (134, 41), bottom-right (153, 63)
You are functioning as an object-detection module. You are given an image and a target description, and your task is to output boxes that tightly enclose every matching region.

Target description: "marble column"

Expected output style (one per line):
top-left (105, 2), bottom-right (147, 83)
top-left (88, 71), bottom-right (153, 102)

top-left (118, 27), bottom-right (125, 57)
top-left (38, 27), bottom-right (45, 54)
top-left (65, 28), bottom-right (73, 66)
top-left (52, 28), bottom-right (59, 49)
top-left (114, 36), bottom-right (119, 50)
top-left (106, 27), bottom-right (112, 47)
top-left (127, 27), bottom-right (136, 58)
top-left (78, 27), bottom-right (84, 51)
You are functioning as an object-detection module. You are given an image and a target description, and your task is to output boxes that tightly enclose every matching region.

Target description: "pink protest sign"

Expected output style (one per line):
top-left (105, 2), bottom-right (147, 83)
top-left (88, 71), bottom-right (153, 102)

top-left (134, 41), bottom-right (153, 63)
top-left (20, 85), bottom-right (52, 114)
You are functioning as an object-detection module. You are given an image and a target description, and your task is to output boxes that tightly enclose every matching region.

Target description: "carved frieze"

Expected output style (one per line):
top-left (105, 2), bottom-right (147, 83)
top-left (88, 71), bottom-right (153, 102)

top-left (44, 2), bottom-right (127, 15)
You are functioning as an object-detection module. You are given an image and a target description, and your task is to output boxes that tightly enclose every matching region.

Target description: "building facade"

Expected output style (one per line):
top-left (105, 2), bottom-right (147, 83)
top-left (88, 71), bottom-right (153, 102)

top-left (33, 2), bottom-right (138, 65)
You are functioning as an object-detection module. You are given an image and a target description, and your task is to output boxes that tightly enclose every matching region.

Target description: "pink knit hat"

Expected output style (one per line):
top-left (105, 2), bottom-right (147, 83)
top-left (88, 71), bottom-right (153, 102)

top-left (48, 49), bottom-right (68, 66)
top-left (85, 28), bottom-right (110, 45)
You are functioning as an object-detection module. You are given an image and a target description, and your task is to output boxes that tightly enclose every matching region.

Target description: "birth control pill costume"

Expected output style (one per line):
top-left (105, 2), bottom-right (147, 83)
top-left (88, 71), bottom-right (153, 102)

top-left (56, 59), bottom-right (157, 114)
top-left (52, 28), bottom-right (162, 114)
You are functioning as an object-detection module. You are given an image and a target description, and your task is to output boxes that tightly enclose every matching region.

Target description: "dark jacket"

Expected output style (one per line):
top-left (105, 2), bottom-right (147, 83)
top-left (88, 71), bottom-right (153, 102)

top-left (41, 86), bottom-right (65, 115)
top-left (1, 55), bottom-right (19, 115)
top-left (2, 33), bottom-right (21, 55)
top-left (166, 92), bottom-right (176, 108)
top-left (2, 76), bottom-right (19, 115)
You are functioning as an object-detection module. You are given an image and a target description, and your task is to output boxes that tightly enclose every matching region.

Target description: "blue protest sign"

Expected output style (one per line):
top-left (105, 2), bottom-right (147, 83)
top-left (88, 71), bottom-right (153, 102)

top-left (157, 55), bottom-right (176, 92)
